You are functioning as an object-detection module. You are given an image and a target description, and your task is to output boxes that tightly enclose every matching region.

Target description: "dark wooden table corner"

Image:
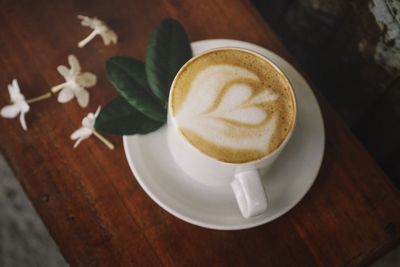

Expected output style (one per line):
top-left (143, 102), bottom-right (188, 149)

top-left (0, 0), bottom-right (400, 266)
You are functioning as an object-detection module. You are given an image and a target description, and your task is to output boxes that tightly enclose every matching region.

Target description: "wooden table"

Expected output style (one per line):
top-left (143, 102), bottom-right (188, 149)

top-left (1, 0), bottom-right (400, 266)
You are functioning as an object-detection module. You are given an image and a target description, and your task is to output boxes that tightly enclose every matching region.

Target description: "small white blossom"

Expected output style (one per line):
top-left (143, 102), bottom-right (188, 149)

top-left (77, 15), bottom-right (117, 48)
top-left (71, 106), bottom-right (114, 150)
top-left (1, 79), bottom-right (30, 131)
top-left (51, 54), bottom-right (97, 108)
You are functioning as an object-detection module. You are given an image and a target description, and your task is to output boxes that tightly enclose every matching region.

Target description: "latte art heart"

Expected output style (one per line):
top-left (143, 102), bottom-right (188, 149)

top-left (176, 64), bottom-right (279, 153)
top-left (171, 49), bottom-right (295, 163)
top-left (206, 82), bottom-right (279, 126)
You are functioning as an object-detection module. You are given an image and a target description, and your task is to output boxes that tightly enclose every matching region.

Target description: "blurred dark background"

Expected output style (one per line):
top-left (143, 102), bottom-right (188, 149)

top-left (251, 0), bottom-right (400, 188)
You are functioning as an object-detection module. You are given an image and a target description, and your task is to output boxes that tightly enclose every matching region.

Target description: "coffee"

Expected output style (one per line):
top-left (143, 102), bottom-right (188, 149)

top-left (170, 49), bottom-right (295, 163)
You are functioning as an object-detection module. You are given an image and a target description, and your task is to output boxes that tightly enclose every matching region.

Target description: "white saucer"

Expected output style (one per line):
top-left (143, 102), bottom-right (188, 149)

top-left (123, 39), bottom-right (325, 230)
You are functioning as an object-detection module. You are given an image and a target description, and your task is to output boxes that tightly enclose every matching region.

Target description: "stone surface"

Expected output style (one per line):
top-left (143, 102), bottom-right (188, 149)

top-left (0, 153), bottom-right (67, 267)
top-left (371, 245), bottom-right (400, 267)
top-left (370, 0), bottom-right (400, 74)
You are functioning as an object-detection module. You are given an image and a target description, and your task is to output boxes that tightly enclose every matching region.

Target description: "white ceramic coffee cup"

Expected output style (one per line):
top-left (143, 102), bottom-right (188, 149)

top-left (167, 48), bottom-right (297, 218)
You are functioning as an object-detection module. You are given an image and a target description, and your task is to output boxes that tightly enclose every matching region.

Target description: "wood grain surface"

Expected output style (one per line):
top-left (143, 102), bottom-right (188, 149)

top-left (0, 0), bottom-right (399, 266)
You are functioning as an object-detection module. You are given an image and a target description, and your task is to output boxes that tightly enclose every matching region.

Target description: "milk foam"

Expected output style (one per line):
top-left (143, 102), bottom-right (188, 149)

top-left (175, 64), bottom-right (278, 152)
top-left (171, 49), bottom-right (295, 163)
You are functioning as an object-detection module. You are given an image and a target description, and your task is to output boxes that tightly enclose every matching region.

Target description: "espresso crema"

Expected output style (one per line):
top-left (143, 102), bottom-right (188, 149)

top-left (170, 49), bottom-right (295, 163)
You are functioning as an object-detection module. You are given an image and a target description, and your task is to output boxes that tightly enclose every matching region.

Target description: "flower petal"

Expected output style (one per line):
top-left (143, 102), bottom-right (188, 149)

top-left (76, 72), bottom-right (97, 87)
top-left (8, 79), bottom-right (21, 100)
top-left (94, 106), bottom-right (101, 117)
top-left (57, 65), bottom-right (70, 78)
top-left (19, 111), bottom-right (28, 131)
top-left (75, 88), bottom-right (89, 108)
top-left (82, 115), bottom-right (95, 128)
top-left (73, 137), bottom-right (83, 148)
top-left (12, 79), bottom-right (20, 91)
top-left (1, 104), bottom-right (20, 118)
top-left (91, 18), bottom-right (104, 28)
top-left (71, 127), bottom-right (92, 140)
top-left (19, 102), bottom-right (30, 113)
top-left (77, 15), bottom-right (93, 27)
top-left (68, 55), bottom-right (81, 74)
top-left (73, 136), bottom-right (90, 148)
top-left (77, 14), bottom-right (88, 20)
top-left (100, 30), bottom-right (117, 45)
top-left (7, 84), bottom-right (15, 101)
top-left (57, 87), bottom-right (74, 103)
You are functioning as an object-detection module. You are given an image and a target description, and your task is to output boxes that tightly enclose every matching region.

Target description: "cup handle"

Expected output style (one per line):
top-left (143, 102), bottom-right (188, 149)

top-left (231, 169), bottom-right (268, 218)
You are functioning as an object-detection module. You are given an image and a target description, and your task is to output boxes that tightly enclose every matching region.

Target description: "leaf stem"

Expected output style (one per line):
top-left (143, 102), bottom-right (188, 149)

top-left (51, 83), bottom-right (68, 93)
top-left (26, 92), bottom-right (52, 104)
top-left (93, 130), bottom-right (115, 150)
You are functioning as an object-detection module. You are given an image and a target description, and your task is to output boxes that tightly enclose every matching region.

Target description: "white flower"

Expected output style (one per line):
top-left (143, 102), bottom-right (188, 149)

top-left (51, 55), bottom-right (97, 108)
top-left (71, 106), bottom-right (114, 150)
top-left (77, 15), bottom-right (117, 48)
top-left (1, 79), bottom-right (30, 131)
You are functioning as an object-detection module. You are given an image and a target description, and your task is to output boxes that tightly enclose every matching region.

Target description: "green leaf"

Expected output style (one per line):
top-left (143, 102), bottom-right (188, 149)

top-left (106, 57), bottom-right (166, 122)
top-left (95, 96), bottom-right (164, 135)
top-left (146, 18), bottom-right (192, 103)
top-left (107, 56), bottom-right (150, 89)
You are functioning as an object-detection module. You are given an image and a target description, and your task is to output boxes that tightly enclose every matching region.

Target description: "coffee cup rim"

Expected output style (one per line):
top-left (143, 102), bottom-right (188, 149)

top-left (168, 47), bottom-right (297, 166)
